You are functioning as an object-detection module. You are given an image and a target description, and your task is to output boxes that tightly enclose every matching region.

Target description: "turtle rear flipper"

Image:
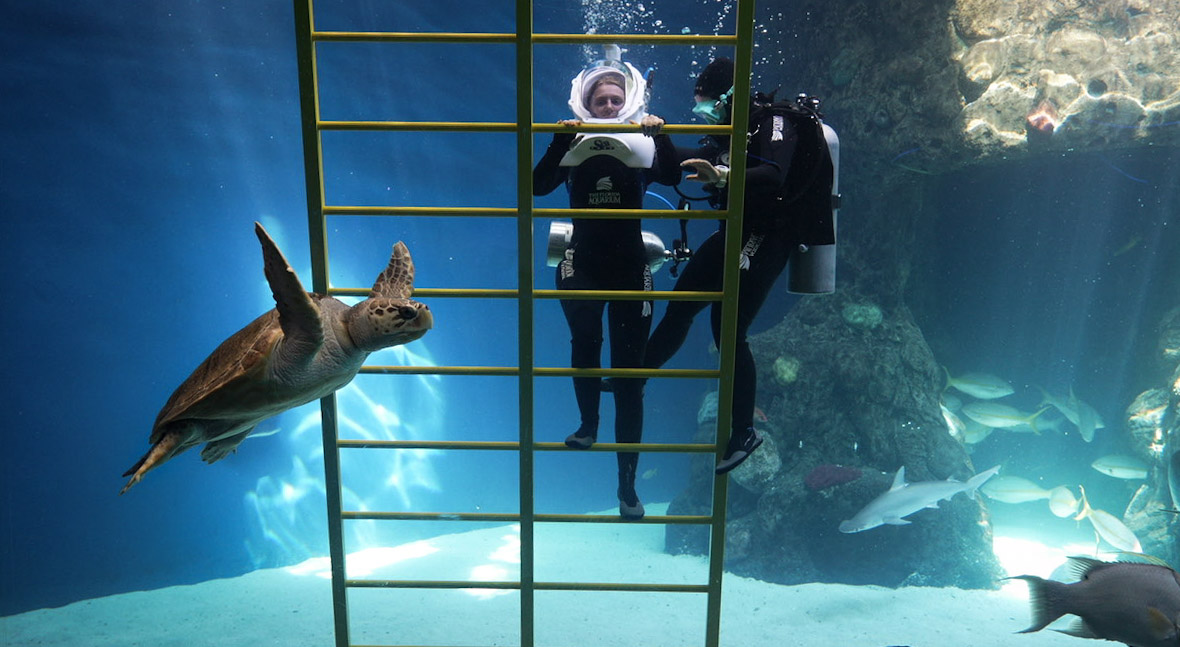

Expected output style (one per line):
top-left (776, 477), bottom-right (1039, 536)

top-left (120, 430), bottom-right (185, 495)
top-left (199, 427), bottom-right (256, 464)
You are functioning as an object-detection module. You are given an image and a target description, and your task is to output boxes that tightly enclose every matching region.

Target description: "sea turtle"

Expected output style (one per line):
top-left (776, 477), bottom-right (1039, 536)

top-left (120, 222), bottom-right (432, 494)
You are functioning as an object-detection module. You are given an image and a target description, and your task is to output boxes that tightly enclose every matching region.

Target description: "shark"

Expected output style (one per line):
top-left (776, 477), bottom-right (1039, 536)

top-left (838, 464), bottom-right (1000, 533)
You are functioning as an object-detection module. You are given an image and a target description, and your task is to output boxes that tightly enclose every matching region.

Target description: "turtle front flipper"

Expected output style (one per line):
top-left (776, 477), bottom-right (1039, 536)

top-left (120, 429), bottom-right (186, 495)
top-left (369, 241), bottom-right (416, 299)
top-left (254, 222), bottom-right (323, 357)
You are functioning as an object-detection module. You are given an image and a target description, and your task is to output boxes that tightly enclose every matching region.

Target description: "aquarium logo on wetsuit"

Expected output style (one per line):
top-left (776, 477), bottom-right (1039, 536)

top-left (588, 175), bottom-right (622, 206)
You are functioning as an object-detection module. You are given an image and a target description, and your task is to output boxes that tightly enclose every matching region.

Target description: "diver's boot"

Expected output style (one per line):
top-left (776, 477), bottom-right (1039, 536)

top-left (617, 458), bottom-right (645, 520)
top-left (715, 427), bottom-right (763, 475)
top-left (564, 424), bottom-right (597, 449)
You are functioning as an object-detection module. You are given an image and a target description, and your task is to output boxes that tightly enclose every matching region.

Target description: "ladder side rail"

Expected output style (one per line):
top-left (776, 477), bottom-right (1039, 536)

top-left (291, 1), bottom-right (352, 645)
top-left (513, 3), bottom-right (537, 645)
top-left (703, 2), bottom-right (758, 645)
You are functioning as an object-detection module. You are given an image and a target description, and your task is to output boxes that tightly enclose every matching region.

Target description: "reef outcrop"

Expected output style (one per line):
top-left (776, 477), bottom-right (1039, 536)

top-left (665, 291), bottom-right (1002, 589)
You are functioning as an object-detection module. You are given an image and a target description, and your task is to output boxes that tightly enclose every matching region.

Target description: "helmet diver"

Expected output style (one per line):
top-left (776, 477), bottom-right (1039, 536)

top-left (533, 48), bottom-right (681, 521)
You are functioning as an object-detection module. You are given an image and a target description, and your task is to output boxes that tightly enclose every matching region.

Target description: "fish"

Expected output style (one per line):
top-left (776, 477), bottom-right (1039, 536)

top-left (1112, 233), bottom-right (1143, 257)
top-left (1009, 556), bottom-right (1180, 647)
top-left (1007, 414), bottom-right (1066, 435)
top-left (641, 467), bottom-right (658, 480)
top-left (1092, 454), bottom-right (1150, 480)
top-left (1048, 486), bottom-right (1080, 518)
top-left (962, 419), bottom-right (993, 444)
top-left (753, 406), bottom-right (768, 423)
top-left (943, 369), bottom-right (1014, 400)
top-left (980, 475), bottom-right (1051, 504)
top-left (941, 404), bottom-right (966, 441)
top-left (1037, 386), bottom-right (1106, 442)
top-left (1075, 485), bottom-right (1142, 552)
top-left (838, 464), bottom-right (1000, 533)
top-left (1075, 391), bottom-right (1101, 443)
top-left (1038, 415), bottom-right (1067, 433)
top-left (961, 402), bottom-right (1049, 433)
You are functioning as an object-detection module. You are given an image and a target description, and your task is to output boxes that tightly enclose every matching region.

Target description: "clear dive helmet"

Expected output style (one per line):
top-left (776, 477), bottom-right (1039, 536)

top-left (568, 48), bottom-right (649, 125)
top-left (560, 46), bottom-right (657, 169)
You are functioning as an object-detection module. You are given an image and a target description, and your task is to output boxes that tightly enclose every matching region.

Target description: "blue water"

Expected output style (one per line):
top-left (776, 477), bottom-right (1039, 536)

top-left (916, 149), bottom-right (1179, 520)
top-left (2, 0), bottom-right (1177, 621)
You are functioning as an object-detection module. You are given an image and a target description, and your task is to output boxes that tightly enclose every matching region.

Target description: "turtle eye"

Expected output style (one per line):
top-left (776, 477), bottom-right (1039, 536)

top-left (398, 305), bottom-right (418, 320)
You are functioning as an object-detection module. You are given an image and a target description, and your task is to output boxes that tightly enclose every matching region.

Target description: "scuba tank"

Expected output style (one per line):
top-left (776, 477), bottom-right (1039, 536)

top-left (786, 94), bottom-right (841, 295)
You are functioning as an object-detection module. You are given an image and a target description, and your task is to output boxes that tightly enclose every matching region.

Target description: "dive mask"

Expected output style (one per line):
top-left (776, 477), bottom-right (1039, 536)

top-left (691, 86), bottom-right (734, 125)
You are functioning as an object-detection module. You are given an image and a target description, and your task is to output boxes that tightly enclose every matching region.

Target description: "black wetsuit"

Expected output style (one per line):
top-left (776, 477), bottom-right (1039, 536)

top-left (534, 131), bottom-right (679, 483)
top-left (646, 102), bottom-right (834, 434)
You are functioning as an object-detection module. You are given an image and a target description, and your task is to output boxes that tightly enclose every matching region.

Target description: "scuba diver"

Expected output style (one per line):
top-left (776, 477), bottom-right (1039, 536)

top-left (642, 57), bottom-right (838, 474)
top-left (533, 48), bottom-right (681, 520)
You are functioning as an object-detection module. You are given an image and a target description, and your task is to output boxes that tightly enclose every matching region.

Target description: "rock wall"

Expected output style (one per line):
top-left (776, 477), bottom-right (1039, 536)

top-left (952, 0), bottom-right (1180, 162)
top-left (1124, 306), bottom-right (1180, 566)
top-left (758, 0), bottom-right (1180, 178)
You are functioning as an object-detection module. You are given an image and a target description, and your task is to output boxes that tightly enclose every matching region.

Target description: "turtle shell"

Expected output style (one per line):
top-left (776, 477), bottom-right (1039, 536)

top-left (148, 309), bottom-right (285, 444)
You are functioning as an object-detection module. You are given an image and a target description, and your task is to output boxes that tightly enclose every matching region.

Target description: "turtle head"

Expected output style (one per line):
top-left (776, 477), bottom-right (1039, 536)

top-left (345, 298), bottom-right (433, 352)
top-left (346, 240), bottom-right (432, 351)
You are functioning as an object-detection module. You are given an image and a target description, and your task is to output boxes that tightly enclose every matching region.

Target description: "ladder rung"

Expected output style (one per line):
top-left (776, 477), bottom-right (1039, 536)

top-left (340, 511), bottom-right (714, 525)
top-left (349, 579), bottom-right (518, 590)
top-left (318, 119), bottom-right (728, 136)
top-left (313, 31), bottom-right (517, 43)
top-left (537, 582), bottom-right (710, 593)
top-left (354, 366), bottom-right (721, 379)
top-left (311, 30), bottom-right (737, 46)
top-left (347, 579), bottom-right (709, 593)
top-left (332, 287), bottom-right (725, 301)
top-left (320, 120), bottom-right (516, 132)
top-left (534, 33), bottom-right (736, 46)
top-left (325, 205), bottom-right (516, 217)
top-left (535, 513), bottom-right (713, 525)
top-left (321, 205), bottom-right (729, 220)
top-left (342, 511), bottom-right (520, 522)
top-left (337, 439), bottom-right (718, 454)
top-left (534, 207), bottom-right (729, 219)
top-left (339, 440), bottom-right (518, 450)
top-left (531, 442), bottom-right (717, 454)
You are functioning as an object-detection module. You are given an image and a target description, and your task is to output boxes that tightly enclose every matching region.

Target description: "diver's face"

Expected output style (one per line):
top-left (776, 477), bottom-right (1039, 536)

top-left (589, 84), bottom-right (625, 118)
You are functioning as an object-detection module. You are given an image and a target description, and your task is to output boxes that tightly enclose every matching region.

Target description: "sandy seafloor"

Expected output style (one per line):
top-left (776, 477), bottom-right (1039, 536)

top-left (1, 504), bottom-right (1084, 647)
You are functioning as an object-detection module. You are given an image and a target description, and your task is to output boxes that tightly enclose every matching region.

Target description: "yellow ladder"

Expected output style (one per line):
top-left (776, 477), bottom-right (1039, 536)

top-left (292, 1), bottom-right (758, 645)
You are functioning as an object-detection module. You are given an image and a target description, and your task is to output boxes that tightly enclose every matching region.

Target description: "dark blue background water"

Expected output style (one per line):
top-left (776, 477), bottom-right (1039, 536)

top-left (2, 0), bottom-right (1177, 618)
top-left (915, 149), bottom-right (1179, 524)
